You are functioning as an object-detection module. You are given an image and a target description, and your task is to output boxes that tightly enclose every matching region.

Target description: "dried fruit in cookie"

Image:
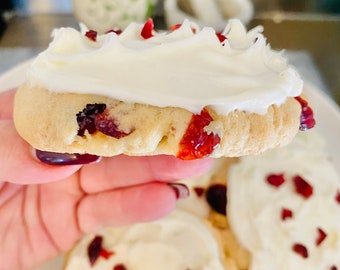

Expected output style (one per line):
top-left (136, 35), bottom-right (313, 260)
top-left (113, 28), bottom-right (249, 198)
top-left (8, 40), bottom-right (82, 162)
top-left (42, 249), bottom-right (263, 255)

top-left (95, 110), bottom-right (132, 139)
top-left (114, 264), bottom-right (127, 270)
top-left (281, 208), bottom-right (293, 221)
top-left (77, 103), bottom-right (106, 136)
top-left (76, 103), bottom-right (132, 138)
top-left (141, 18), bottom-right (154, 39)
top-left (316, 227), bottom-right (327, 246)
top-left (292, 243), bottom-right (308, 258)
top-left (85, 30), bottom-right (98, 41)
top-left (295, 96), bottom-right (316, 130)
top-left (335, 190), bottom-right (340, 204)
top-left (293, 175), bottom-right (313, 199)
top-left (205, 183), bottom-right (227, 215)
top-left (87, 235), bottom-right (114, 266)
top-left (177, 109), bottom-right (220, 160)
top-left (266, 173), bottom-right (285, 188)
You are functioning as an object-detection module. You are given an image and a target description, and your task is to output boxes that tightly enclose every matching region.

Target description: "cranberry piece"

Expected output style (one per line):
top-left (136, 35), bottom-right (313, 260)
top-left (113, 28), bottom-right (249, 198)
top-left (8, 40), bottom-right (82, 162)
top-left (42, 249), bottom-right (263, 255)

top-left (205, 184), bottom-right (227, 215)
top-left (105, 29), bottom-right (122, 35)
top-left (193, 186), bottom-right (205, 197)
top-left (114, 264), bottom-right (127, 270)
top-left (295, 96), bottom-right (316, 130)
top-left (95, 111), bottom-right (132, 139)
top-left (292, 243), bottom-right (308, 258)
top-left (335, 190), bottom-right (340, 205)
top-left (293, 175), bottom-right (313, 199)
top-left (76, 104), bottom-right (132, 139)
top-left (266, 174), bottom-right (285, 188)
top-left (88, 236), bottom-right (103, 266)
top-left (216, 32), bottom-right (227, 43)
top-left (85, 30), bottom-right (98, 41)
top-left (170, 23), bottom-right (182, 31)
top-left (177, 109), bottom-right (220, 160)
top-left (87, 235), bottom-right (114, 266)
top-left (316, 228), bottom-right (327, 246)
top-left (77, 103), bottom-right (106, 136)
top-left (281, 208), bottom-right (293, 221)
top-left (331, 266), bottom-right (338, 270)
top-left (141, 18), bottom-right (154, 39)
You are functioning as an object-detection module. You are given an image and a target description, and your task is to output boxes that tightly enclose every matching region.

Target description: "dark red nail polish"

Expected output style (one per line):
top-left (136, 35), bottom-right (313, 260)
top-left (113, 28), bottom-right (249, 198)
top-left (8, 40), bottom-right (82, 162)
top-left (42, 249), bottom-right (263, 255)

top-left (35, 149), bottom-right (101, 165)
top-left (168, 183), bottom-right (190, 199)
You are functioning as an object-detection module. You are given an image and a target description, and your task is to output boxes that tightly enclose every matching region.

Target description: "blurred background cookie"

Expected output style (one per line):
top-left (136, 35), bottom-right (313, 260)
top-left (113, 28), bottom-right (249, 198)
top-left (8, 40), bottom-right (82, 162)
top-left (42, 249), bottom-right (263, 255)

top-left (164, 0), bottom-right (254, 30)
top-left (72, 0), bottom-right (158, 33)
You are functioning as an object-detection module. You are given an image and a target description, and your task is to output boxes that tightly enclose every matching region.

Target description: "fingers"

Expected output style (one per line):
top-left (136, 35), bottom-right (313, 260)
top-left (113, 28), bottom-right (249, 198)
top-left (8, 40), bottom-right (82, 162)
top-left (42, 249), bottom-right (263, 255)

top-left (80, 154), bottom-right (213, 193)
top-left (0, 121), bottom-right (81, 184)
top-left (77, 182), bottom-right (179, 233)
top-left (0, 88), bottom-right (15, 120)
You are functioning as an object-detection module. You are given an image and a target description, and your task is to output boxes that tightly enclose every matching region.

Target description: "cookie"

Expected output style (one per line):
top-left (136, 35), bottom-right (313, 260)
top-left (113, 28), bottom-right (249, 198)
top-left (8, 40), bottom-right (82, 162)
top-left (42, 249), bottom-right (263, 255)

top-left (14, 19), bottom-right (313, 159)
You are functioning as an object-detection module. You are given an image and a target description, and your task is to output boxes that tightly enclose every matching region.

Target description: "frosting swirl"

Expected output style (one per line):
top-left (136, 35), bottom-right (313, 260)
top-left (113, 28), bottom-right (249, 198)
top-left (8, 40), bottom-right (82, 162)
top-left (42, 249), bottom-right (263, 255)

top-left (228, 130), bottom-right (340, 270)
top-left (64, 210), bottom-right (225, 270)
top-left (28, 19), bottom-right (302, 115)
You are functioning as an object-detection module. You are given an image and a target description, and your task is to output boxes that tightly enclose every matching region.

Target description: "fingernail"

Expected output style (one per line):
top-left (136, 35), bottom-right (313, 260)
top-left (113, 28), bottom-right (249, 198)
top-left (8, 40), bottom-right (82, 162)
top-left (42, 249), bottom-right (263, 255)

top-left (34, 149), bottom-right (101, 165)
top-left (168, 183), bottom-right (190, 199)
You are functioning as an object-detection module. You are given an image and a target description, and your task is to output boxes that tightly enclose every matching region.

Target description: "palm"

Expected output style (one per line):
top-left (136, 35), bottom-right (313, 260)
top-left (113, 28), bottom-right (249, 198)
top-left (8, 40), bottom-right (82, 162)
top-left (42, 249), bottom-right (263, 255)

top-left (0, 155), bottom-right (212, 270)
top-left (0, 175), bottom-right (81, 269)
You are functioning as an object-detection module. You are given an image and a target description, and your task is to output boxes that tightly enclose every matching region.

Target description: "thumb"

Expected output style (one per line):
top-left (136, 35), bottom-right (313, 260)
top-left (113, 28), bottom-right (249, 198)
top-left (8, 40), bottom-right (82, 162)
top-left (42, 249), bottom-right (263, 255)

top-left (0, 88), bottom-right (16, 120)
top-left (0, 121), bottom-right (82, 184)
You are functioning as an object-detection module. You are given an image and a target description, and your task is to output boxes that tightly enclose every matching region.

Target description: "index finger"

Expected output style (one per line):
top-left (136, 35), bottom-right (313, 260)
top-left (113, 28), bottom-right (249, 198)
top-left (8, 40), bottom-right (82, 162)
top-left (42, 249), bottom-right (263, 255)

top-left (0, 121), bottom-right (82, 184)
top-left (0, 88), bottom-right (16, 120)
top-left (80, 155), bottom-right (213, 193)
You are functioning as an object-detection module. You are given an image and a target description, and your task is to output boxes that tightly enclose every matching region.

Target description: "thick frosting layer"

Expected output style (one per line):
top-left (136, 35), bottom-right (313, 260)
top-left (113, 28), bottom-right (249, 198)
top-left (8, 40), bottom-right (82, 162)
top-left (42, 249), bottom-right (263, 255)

top-left (228, 130), bottom-right (340, 270)
top-left (64, 210), bottom-right (225, 270)
top-left (28, 19), bottom-right (302, 115)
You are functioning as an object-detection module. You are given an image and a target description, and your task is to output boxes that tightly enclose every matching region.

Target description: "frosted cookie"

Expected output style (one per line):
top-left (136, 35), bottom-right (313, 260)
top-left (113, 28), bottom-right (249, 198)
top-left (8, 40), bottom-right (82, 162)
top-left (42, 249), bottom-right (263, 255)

top-left (14, 19), bottom-right (314, 160)
top-left (178, 157), bottom-right (251, 270)
top-left (63, 210), bottom-right (227, 270)
top-left (164, 0), bottom-right (254, 30)
top-left (178, 131), bottom-right (340, 270)
top-left (176, 157), bottom-right (236, 218)
top-left (228, 130), bottom-right (340, 270)
top-left (72, 0), bottom-right (158, 33)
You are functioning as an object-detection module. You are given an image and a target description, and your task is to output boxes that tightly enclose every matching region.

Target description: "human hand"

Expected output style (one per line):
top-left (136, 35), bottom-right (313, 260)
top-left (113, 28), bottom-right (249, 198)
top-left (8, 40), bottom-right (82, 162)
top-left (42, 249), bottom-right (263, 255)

top-left (0, 89), bottom-right (213, 270)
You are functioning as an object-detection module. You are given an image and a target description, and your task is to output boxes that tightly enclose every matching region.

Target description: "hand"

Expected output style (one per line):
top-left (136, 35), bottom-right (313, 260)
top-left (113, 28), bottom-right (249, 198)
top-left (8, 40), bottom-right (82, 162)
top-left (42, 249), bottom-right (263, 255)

top-left (0, 89), bottom-right (213, 270)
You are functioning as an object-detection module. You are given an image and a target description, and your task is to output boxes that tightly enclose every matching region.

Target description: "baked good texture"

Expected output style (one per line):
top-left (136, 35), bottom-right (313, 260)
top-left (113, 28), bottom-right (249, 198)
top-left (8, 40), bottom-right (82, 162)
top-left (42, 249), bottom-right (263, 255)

top-left (13, 19), bottom-right (310, 159)
top-left (14, 85), bottom-right (301, 158)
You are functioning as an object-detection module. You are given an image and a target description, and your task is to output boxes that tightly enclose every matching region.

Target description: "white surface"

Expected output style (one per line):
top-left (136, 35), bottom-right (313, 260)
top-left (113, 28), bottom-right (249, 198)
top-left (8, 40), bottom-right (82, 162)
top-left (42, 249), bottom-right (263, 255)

top-left (0, 60), bottom-right (339, 270)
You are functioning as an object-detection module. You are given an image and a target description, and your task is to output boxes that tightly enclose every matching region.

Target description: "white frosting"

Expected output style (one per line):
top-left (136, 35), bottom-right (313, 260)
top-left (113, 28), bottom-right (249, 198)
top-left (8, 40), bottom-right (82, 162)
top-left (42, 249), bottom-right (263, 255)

top-left (64, 210), bottom-right (225, 270)
top-left (228, 130), bottom-right (340, 270)
top-left (28, 19), bottom-right (302, 115)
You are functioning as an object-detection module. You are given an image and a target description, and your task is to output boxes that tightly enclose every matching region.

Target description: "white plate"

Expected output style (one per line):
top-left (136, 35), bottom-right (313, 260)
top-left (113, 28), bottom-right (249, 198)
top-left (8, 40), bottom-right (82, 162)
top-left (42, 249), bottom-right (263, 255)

top-left (0, 61), bottom-right (339, 270)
